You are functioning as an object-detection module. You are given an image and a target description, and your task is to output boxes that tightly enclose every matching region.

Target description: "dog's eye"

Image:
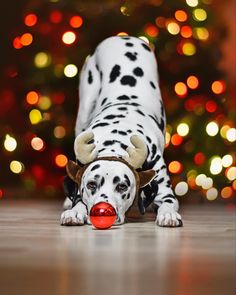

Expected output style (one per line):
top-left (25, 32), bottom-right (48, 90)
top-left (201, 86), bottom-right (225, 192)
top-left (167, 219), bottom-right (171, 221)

top-left (116, 183), bottom-right (128, 193)
top-left (87, 181), bottom-right (97, 191)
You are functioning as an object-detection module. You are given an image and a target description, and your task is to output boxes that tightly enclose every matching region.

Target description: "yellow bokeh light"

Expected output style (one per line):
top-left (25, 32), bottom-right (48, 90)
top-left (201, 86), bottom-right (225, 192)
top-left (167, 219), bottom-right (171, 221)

top-left (182, 42), bottom-right (196, 56)
top-left (54, 126), bottom-right (66, 138)
top-left (138, 36), bottom-right (150, 44)
top-left (222, 155), bottom-right (233, 168)
top-left (62, 31), bottom-right (76, 45)
top-left (167, 22), bottom-right (180, 35)
top-left (206, 121), bottom-right (219, 136)
top-left (165, 131), bottom-right (171, 147)
top-left (226, 128), bottom-right (236, 142)
top-left (34, 52), bottom-right (51, 68)
top-left (226, 167), bottom-right (236, 181)
top-left (4, 134), bottom-right (17, 152)
top-left (193, 27), bottom-right (209, 40)
top-left (220, 125), bottom-right (230, 138)
top-left (177, 123), bottom-right (189, 136)
top-left (210, 157), bottom-right (222, 175)
top-left (175, 181), bottom-right (188, 196)
top-left (206, 188), bottom-right (218, 201)
top-left (186, 0), bottom-right (198, 7)
top-left (117, 32), bottom-right (128, 36)
top-left (193, 9), bottom-right (207, 21)
top-left (120, 5), bottom-right (130, 16)
top-left (10, 161), bottom-right (24, 174)
top-left (64, 64), bottom-right (78, 78)
top-left (29, 109), bottom-right (42, 125)
top-left (38, 96), bottom-right (52, 110)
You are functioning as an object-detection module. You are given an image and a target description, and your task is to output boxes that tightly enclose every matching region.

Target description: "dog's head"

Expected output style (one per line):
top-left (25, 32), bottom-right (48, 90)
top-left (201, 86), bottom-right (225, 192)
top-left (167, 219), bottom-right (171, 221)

top-left (66, 131), bottom-right (155, 224)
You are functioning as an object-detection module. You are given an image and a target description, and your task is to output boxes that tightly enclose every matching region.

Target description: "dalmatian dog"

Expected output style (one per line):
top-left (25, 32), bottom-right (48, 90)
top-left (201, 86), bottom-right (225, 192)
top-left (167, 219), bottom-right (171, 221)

top-left (61, 36), bottom-right (182, 227)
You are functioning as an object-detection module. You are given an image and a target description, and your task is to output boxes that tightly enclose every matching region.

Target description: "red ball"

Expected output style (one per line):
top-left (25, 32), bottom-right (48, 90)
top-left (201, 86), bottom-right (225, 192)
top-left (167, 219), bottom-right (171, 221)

top-left (90, 202), bottom-right (116, 229)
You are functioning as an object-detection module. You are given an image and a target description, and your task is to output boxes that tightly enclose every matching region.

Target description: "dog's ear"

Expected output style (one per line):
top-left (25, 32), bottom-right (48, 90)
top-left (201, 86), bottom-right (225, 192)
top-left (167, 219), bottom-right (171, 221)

top-left (138, 169), bottom-right (156, 188)
top-left (66, 160), bottom-right (80, 182)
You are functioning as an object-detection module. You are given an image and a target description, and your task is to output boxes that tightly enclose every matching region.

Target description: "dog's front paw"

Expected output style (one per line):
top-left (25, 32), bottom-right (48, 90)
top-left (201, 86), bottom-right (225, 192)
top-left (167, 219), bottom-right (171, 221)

top-left (156, 204), bottom-right (183, 227)
top-left (60, 209), bottom-right (86, 226)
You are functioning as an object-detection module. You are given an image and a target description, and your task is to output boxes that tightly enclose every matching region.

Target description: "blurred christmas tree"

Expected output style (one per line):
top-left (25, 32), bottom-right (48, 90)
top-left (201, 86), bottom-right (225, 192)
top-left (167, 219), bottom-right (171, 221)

top-left (0, 0), bottom-right (235, 202)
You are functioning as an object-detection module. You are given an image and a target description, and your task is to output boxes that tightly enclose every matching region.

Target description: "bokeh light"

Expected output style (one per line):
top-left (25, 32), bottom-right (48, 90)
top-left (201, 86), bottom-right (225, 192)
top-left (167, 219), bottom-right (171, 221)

top-left (34, 52), bottom-right (51, 68)
top-left (206, 187), bottom-right (218, 201)
top-left (62, 31), bottom-right (76, 44)
top-left (222, 155), bottom-right (233, 168)
top-left (182, 42), bottom-right (196, 56)
top-left (187, 75), bottom-right (199, 89)
top-left (193, 27), bottom-right (209, 40)
top-left (69, 15), bottom-right (83, 28)
top-left (31, 137), bottom-right (45, 151)
top-left (194, 152), bottom-right (206, 165)
top-left (210, 157), bottom-right (223, 175)
top-left (168, 161), bottom-right (183, 174)
top-left (174, 82), bottom-right (188, 97)
top-left (193, 9), bottom-right (207, 21)
top-left (167, 22), bottom-right (180, 35)
top-left (175, 181), bottom-right (188, 196)
top-left (175, 10), bottom-right (188, 22)
top-left (54, 126), bottom-right (66, 138)
top-left (171, 134), bottom-right (183, 146)
top-left (221, 187), bottom-right (233, 199)
top-left (64, 64), bottom-right (78, 77)
top-left (29, 109), bottom-right (42, 124)
top-left (4, 134), bottom-right (17, 152)
top-left (180, 26), bottom-right (192, 38)
top-left (206, 122), bottom-right (219, 136)
top-left (24, 14), bottom-right (38, 27)
top-left (144, 24), bottom-right (159, 37)
top-left (186, 0), bottom-right (198, 7)
top-left (226, 167), bottom-right (236, 181)
top-left (55, 154), bottom-right (68, 167)
top-left (177, 123), bottom-right (189, 136)
top-left (226, 128), bottom-right (236, 142)
top-left (211, 80), bottom-right (225, 94)
top-left (10, 161), bottom-right (24, 174)
top-left (38, 96), bottom-right (52, 110)
top-left (20, 33), bottom-right (33, 46)
top-left (205, 100), bottom-right (217, 113)
top-left (26, 91), bottom-right (39, 105)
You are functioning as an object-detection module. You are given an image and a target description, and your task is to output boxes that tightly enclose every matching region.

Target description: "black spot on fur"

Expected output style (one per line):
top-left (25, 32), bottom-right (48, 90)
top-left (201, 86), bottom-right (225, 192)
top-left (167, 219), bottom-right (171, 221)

top-left (117, 95), bottom-right (130, 101)
top-left (160, 164), bottom-right (166, 170)
top-left (103, 140), bottom-right (115, 146)
top-left (121, 75), bottom-right (137, 87)
top-left (164, 199), bottom-right (174, 204)
top-left (121, 36), bottom-right (130, 40)
top-left (127, 129), bottom-right (132, 133)
top-left (127, 193), bottom-right (130, 199)
top-left (137, 124), bottom-right (144, 129)
top-left (117, 107), bottom-right (128, 111)
top-left (131, 95), bottom-right (138, 99)
top-left (113, 121), bottom-right (120, 124)
top-left (118, 131), bottom-right (127, 136)
top-left (120, 143), bottom-right (128, 150)
top-left (91, 164), bottom-right (100, 171)
top-left (101, 98), bottom-right (108, 106)
top-left (125, 52), bottom-right (137, 61)
top-left (99, 88), bottom-right (102, 95)
top-left (121, 194), bottom-right (126, 200)
top-left (88, 70), bottom-right (93, 84)
top-left (109, 65), bottom-right (121, 83)
top-left (125, 42), bottom-right (134, 47)
top-left (156, 177), bottom-right (164, 184)
top-left (136, 109), bottom-right (145, 116)
top-left (113, 176), bottom-right (120, 184)
top-left (149, 115), bottom-right (165, 132)
top-left (139, 180), bottom-right (159, 213)
top-left (160, 100), bottom-right (165, 117)
top-left (111, 129), bottom-right (118, 134)
top-left (98, 148), bottom-right (106, 153)
top-left (146, 136), bottom-right (152, 144)
top-left (92, 122), bottom-right (109, 129)
top-left (151, 144), bottom-right (157, 159)
top-left (142, 43), bottom-right (151, 52)
top-left (124, 174), bottom-right (131, 186)
top-left (133, 67), bottom-right (144, 77)
top-left (150, 81), bottom-right (156, 89)
top-left (100, 177), bottom-right (105, 187)
top-left (166, 181), bottom-right (172, 188)
top-left (104, 114), bottom-right (125, 120)
top-left (163, 194), bottom-right (176, 200)
top-left (137, 129), bottom-right (144, 135)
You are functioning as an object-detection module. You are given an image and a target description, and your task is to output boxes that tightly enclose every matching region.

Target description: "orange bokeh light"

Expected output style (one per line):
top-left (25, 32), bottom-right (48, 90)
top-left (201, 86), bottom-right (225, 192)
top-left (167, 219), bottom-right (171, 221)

top-left (175, 10), bottom-right (188, 22)
top-left (180, 26), bottom-right (192, 38)
top-left (26, 91), bottom-right (39, 105)
top-left (24, 14), bottom-right (37, 27)
top-left (174, 82), bottom-right (188, 97)
top-left (62, 31), bottom-right (76, 45)
top-left (55, 154), bottom-right (68, 167)
top-left (211, 80), bottom-right (225, 94)
top-left (168, 161), bottom-right (183, 174)
top-left (20, 33), bottom-right (33, 46)
top-left (187, 75), bottom-right (199, 89)
top-left (70, 15), bottom-right (83, 28)
top-left (171, 134), bottom-right (183, 146)
top-left (221, 187), bottom-right (233, 199)
top-left (144, 24), bottom-right (159, 37)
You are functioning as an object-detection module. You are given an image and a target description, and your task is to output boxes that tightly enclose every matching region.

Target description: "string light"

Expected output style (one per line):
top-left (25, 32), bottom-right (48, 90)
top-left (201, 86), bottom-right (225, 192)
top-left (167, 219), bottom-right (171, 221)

top-left (175, 181), bottom-right (188, 196)
top-left (62, 31), bottom-right (76, 45)
top-left (4, 135), bottom-right (17, 152)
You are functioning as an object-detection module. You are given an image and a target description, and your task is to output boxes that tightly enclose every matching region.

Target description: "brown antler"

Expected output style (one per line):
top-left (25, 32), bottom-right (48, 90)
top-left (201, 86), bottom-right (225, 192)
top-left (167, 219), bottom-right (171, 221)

top-left (122, 135), bottom-right (147, 169)
top-left (74, 131), bottom-right (97, 164)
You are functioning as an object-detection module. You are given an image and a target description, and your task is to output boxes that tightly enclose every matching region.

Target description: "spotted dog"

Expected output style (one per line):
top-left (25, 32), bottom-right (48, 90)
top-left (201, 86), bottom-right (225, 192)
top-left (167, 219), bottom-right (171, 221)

top-left (61, 36), bottom-right (182, 227)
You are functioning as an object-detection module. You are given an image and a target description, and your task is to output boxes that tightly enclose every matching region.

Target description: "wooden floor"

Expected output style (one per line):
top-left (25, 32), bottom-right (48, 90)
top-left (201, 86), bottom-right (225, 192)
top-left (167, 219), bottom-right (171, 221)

top-left (0, 200), bottom-right (235, 295)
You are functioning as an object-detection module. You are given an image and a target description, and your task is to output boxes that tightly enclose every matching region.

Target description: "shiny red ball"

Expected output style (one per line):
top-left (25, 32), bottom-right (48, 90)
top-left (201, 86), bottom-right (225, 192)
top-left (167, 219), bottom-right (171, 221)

top-left (90, 202), bottom-right (116, 229)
